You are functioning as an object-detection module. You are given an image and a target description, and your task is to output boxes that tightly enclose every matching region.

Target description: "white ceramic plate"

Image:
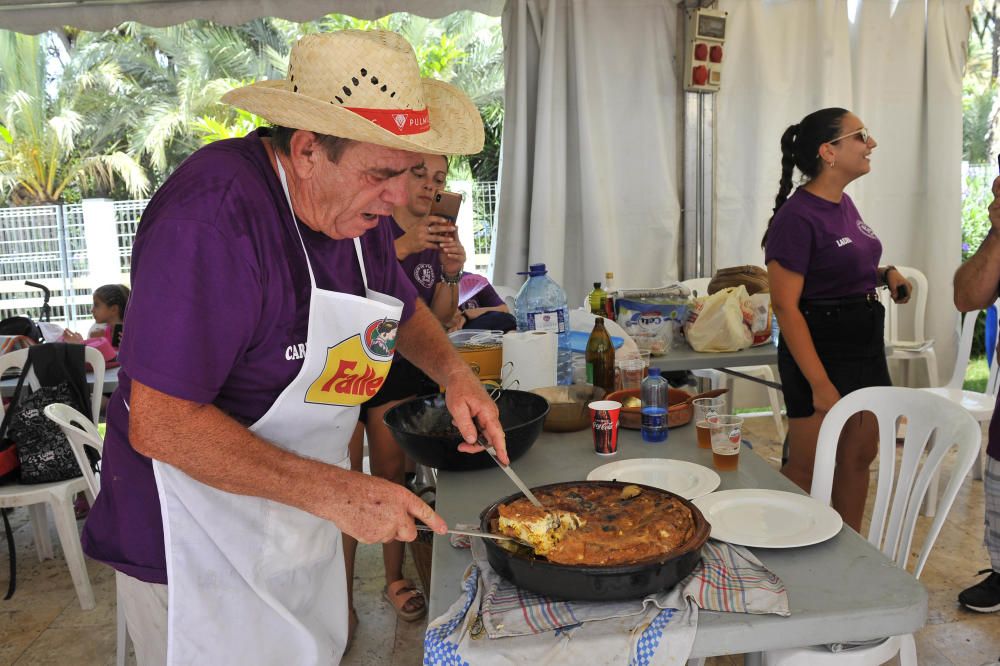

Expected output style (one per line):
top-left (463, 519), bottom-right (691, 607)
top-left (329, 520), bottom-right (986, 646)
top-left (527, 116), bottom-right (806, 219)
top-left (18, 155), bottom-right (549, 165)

top-left (586, 458), bottom-right (721, 500)
top-left (692, 489), bottom-right (843, 548)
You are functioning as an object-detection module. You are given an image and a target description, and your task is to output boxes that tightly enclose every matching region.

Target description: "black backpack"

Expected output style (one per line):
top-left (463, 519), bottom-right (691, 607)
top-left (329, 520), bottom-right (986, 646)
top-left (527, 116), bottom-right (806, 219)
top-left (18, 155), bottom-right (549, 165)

top-left (0, 316), bottom-right (43, 343)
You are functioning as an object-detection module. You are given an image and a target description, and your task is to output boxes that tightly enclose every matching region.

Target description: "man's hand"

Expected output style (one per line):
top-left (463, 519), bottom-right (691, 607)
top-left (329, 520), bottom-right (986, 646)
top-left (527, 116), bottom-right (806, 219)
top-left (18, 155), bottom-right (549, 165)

top-left (886, 269), bottom-right (912, 304)
top-left (328, 473), bottom-right (447, 544)
top-left (989, 176), bottom-right (1000, 232)
top-left (443, 368), bottom-right (508, 464)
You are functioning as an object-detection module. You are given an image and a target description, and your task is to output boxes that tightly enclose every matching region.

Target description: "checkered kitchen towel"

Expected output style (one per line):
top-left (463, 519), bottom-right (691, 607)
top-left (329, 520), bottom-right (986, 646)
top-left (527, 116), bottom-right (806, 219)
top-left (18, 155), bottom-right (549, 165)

top-left (424, 538), bottom-right (787, 665)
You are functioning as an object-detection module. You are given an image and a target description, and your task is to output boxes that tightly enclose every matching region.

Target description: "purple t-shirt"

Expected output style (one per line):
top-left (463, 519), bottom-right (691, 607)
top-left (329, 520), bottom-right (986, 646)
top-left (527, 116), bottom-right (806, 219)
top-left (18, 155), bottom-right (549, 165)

top-left (393, 217), bottom-right (441, 304)
top-left (459, 273), bottom-right (503, 311)
top-left (82, 130), bottom-right (419, 584)
top-left (764, 189), bottom-right (882, 300)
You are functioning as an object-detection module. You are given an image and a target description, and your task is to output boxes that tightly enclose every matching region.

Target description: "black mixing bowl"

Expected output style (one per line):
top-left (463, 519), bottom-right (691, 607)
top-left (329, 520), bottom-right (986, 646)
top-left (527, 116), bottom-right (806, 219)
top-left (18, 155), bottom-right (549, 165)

top-left (382, 389), bottom-right (549, 471)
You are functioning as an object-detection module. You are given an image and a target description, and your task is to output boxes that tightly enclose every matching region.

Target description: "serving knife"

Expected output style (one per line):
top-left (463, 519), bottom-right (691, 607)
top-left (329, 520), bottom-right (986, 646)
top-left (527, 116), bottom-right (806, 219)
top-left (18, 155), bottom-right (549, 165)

top-left (481, 443), bottom-right (545, 509)
top-left (415, 525), bottom-right (533, 547)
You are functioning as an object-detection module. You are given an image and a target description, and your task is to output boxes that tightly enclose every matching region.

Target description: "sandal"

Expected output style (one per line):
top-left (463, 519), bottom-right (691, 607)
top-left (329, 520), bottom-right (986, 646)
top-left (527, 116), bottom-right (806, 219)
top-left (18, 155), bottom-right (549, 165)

top-left (383, 578), bottom-right (426, 622)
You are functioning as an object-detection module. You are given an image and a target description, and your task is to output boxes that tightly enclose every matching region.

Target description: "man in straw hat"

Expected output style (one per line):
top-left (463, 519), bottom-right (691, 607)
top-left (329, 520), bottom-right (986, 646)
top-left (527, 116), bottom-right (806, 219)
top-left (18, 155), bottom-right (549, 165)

top-left (81, 30), bottom-right (505, 665)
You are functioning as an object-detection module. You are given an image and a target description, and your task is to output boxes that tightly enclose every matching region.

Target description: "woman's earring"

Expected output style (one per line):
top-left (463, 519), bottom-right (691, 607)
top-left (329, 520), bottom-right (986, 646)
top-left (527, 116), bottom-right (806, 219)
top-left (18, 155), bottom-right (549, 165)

top-left (828, 160), bottom-right (835, 169)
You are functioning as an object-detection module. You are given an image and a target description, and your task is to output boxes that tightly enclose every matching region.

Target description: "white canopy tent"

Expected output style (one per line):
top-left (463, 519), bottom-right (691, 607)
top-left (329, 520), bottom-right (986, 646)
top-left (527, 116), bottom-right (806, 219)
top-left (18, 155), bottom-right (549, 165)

top-left (0, 0), bottom-right (973, 383)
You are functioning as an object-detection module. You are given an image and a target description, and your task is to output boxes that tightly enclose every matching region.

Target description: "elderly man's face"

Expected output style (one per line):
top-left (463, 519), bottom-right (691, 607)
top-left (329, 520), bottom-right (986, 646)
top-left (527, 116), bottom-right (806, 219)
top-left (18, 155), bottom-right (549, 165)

top-left (303, 140), bottom-right (423, 240)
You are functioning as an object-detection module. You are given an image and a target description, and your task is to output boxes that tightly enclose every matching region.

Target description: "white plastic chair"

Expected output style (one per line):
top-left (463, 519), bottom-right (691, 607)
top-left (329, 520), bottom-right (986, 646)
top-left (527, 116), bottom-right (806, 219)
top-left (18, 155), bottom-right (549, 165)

top-left (925, 303), bottom-right (1000, 464)
top-left (916, 301), bottom-right (999, 517)
top-left (682, 278), bottom-right (785, 441)
top-left (880, 266), bottom-right (939, 387)
top-left (44, 403), bottom-right (129, 666)
top-left (761, 387), bottom-right (981, 666)
top-left (492, 284), bottom-right (518, 311)
top-left (0, 345), bottom-right (105, 611)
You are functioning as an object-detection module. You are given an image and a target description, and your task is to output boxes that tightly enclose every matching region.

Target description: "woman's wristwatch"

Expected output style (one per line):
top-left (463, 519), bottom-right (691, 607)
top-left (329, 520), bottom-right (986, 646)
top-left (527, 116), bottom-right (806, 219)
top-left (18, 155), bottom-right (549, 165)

top-left (880, 265), bottom-right (897, 286)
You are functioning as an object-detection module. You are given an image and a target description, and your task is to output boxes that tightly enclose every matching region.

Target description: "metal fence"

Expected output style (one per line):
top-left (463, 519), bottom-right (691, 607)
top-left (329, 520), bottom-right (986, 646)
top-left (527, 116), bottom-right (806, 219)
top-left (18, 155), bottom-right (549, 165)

top-left (0, 184), bottom-right (498, 326)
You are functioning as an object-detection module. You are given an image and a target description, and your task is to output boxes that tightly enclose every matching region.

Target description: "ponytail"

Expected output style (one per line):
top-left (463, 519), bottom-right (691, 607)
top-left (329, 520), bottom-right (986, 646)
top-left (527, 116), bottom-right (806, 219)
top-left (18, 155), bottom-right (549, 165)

top-left (760, 108), bottom-right (849, 249)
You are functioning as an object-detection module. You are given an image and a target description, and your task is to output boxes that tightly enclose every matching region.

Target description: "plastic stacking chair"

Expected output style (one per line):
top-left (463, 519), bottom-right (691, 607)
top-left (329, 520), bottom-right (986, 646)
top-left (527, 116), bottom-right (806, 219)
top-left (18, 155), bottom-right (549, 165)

top-left (0, 346), bottom-right (104, 611)
top-left (761, 387), bottom-right (981, 666)
top-left (879, 266), bottom-right (939, 387)
top-left (682, 278), bottom-right (785, 441)
top-left (44, 403), bottom-right (130, 666)
top-left (492, 284), bottom-right (519, 311)
top-left (921, 300), bottom-right (999, 482)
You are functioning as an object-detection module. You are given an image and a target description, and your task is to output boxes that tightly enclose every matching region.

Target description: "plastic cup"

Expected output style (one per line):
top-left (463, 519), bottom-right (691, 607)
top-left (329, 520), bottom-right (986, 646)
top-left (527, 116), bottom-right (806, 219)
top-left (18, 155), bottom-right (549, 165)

top-left (617, 356), bottom-right (648, 391)
top-left (692, 397), bottom-right (725, 449)
top-left (709, 415), bottom-right (743, 471)
top-left (589, 400), bottom-right (622, 456)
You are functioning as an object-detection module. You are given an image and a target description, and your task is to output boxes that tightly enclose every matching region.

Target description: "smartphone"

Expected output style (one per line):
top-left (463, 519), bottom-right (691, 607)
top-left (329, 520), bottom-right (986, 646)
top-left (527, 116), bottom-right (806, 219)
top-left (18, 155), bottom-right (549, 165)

top-left (430, 190), bottom-right (462, 223)
top-left (112, 323), bottom-right (123, 348)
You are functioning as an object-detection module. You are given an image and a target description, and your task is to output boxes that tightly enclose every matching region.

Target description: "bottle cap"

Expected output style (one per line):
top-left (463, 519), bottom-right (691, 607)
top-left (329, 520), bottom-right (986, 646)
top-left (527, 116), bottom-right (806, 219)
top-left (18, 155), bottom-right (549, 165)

top-left (605, 272), bottom-right (614, 279)
top-left (517, 263), bottom-right (548, 277)
top-left (647, 367), bottom-right (661, 377)
top-left (593, 282), bottom-right (601, 288)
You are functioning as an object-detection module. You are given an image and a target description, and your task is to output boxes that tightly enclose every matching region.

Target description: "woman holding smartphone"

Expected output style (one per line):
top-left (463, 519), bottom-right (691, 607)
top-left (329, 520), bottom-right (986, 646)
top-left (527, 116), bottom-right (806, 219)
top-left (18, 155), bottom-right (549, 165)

top-left (763, 108), bottom-right (911, 532)
top-left (343, 154), bottom-right (466, 635)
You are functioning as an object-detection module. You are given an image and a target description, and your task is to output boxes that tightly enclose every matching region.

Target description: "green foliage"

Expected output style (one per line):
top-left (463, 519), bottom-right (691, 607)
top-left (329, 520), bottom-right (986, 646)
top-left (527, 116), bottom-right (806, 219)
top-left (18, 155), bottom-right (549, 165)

top-left (963, 165), bottom-right (994, 261)
top-left (0, 14), bottom-right (503, 205)
top-left (963, 354), bottom-right (990, 393)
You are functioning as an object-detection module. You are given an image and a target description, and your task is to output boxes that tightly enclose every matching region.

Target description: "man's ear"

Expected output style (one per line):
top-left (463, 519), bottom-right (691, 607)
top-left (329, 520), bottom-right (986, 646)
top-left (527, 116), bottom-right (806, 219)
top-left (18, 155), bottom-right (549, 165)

top-left (288, 130), bottom-right (321, 178)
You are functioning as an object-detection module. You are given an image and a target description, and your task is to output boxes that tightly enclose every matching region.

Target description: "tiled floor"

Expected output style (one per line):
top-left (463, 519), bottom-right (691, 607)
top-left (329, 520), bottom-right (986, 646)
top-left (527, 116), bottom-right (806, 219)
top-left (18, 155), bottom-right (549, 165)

top-left (1, 414), bottom-right (998, 665)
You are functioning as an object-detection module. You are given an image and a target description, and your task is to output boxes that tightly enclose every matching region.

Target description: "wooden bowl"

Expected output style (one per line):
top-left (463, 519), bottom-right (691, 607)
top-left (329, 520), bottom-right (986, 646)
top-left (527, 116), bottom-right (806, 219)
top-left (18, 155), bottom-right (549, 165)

top-left (530, 384), bottom-right (607, 432)
top-left (606, 388), bottom-right (695, 429)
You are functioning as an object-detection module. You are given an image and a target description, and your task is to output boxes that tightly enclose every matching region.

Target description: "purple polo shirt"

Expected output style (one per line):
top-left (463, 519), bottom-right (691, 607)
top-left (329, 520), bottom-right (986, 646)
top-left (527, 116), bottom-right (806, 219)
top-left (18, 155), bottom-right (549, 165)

top-left (764, 189), bottom-right (882, 299)
top-left (82, 130), bottom-right (419, 584)
top-left (392, 217), bottom-right (442, 303)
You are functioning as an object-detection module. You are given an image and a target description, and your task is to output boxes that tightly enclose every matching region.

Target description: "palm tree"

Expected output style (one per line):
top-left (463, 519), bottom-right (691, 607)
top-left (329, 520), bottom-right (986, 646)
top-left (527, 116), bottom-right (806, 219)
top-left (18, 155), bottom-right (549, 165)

top-left (0, 30), bottom-right (147, 204)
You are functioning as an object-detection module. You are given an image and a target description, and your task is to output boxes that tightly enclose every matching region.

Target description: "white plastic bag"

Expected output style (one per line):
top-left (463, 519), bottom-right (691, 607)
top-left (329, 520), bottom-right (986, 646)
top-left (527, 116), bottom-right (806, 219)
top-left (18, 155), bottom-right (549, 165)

top-left (683, 286), bottom-right (754, 352)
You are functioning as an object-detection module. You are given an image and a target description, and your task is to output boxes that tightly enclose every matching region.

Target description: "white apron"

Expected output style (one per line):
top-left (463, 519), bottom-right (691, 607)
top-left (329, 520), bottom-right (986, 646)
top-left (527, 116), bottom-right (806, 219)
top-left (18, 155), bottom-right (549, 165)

top-left (152, 156), bottom-right (403, 665)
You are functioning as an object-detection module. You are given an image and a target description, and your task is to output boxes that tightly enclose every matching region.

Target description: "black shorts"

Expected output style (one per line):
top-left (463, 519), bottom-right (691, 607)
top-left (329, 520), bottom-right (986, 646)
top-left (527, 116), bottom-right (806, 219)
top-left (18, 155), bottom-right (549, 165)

top-left (358, 355), bottom-right (438, 423)
top-left (777, 297), bottom-right (892, 419)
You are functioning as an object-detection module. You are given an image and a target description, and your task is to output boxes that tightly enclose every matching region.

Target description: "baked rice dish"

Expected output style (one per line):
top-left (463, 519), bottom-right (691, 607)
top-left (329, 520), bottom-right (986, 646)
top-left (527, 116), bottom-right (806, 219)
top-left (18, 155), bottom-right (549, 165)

top-left (495, 483), bottom-right (696, 566)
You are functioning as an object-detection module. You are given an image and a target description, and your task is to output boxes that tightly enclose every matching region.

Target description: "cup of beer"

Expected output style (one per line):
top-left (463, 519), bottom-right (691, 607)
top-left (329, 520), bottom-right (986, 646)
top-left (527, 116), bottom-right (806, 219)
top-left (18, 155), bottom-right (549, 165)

top-left (693, 397), bottom-right (725, 449)
top-left (709, 415), bottom-right (744, 471)
top-left (588, 400), bottom-right (622, 456)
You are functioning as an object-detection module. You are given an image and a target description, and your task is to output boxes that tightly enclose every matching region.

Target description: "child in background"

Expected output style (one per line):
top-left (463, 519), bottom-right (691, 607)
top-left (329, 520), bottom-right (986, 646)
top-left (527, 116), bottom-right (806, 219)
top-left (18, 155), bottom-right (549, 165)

top-left (64, 284), bottom-right (130, 354)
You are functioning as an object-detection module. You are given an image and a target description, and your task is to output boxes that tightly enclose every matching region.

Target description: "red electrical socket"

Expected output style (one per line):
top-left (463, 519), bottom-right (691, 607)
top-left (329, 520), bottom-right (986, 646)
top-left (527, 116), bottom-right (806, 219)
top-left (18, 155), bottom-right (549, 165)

top-left (710, 45), bottom-right (723, 63)
top-left (694, 43), bottom-right (709, 61)
top-left (692, 65), bottom-right (709, 86)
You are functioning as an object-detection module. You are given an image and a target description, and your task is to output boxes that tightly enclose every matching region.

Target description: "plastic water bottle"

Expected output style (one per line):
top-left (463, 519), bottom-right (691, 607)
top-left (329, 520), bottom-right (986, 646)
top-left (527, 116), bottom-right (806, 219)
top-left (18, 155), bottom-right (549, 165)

top-left (514, 263), bottom-right (572, 384)
top-left (641, 367), bottom-right (669, 443)
top-left (771, 312), bottom-right (780, 348)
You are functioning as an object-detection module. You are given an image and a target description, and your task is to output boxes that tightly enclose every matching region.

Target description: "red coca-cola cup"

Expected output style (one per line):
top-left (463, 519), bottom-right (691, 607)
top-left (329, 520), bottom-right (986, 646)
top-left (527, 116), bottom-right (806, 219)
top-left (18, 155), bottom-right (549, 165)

top-left (588, 400), bottom-right (622, 456)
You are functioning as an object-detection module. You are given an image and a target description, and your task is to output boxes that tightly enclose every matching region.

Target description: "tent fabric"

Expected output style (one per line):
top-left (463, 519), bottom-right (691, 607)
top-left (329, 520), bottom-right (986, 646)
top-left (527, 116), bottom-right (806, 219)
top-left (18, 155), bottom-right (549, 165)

top-left (0, 0), bottom-right (503, 34)
top-left (715, 0), bottom-right (971, 385)
top-left (493, 0), bottom-right (681, 308)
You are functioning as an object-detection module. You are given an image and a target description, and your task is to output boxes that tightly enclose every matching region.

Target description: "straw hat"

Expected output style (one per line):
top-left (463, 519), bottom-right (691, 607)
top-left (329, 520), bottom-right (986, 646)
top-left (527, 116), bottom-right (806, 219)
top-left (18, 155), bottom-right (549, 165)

top-left (222, 30), bottom-right (484, 155)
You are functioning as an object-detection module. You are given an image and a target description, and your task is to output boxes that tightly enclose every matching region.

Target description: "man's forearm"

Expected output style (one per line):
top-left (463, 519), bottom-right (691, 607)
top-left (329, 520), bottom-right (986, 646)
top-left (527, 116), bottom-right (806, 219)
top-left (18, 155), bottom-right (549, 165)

top-left (955, 230), bottom-right (1000, 312)
top-left (130, 380), bottom-right (356, 522)
top-left (396, 300), bottom-right (471, 386)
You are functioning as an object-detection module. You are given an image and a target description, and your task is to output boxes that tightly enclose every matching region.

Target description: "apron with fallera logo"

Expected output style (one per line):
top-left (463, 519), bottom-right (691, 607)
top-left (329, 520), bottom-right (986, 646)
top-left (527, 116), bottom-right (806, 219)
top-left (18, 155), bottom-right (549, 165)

top-left (152, 155), bottom-right (403, 664)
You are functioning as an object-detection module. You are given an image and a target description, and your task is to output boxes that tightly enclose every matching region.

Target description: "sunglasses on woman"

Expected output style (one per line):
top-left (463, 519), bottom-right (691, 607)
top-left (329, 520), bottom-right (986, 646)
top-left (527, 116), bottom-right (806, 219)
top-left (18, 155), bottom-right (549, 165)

top-left (830, 127), bottom-right (871, 144)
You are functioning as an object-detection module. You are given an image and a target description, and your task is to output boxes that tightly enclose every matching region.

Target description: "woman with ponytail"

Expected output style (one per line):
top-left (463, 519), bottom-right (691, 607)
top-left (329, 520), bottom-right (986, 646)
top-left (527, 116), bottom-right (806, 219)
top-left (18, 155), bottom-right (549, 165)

top-left (763, 108), bottom-right (912, 531)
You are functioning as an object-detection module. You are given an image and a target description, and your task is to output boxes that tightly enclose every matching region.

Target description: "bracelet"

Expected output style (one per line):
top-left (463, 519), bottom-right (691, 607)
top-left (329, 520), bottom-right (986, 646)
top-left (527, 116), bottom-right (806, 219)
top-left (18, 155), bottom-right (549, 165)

top-left (881, 265), bottom-right (897, 286)
top-left (441, 270), bottom-right (461, 285)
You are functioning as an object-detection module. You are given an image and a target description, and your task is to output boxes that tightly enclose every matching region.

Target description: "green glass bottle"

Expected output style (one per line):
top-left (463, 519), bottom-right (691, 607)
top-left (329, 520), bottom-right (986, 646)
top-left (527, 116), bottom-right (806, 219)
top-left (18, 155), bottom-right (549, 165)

top-left (585, 317), bottom-right (615, 393)
top-left (587, 282), bottom-right (608, 316)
